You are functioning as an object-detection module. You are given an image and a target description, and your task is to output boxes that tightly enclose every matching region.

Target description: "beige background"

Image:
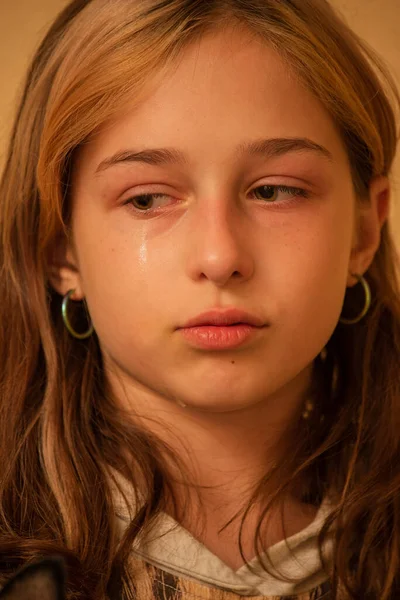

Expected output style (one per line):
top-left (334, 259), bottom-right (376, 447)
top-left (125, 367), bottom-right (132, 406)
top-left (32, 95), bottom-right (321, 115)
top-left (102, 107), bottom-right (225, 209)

top-left (0, 0), bottom-right (399, 246)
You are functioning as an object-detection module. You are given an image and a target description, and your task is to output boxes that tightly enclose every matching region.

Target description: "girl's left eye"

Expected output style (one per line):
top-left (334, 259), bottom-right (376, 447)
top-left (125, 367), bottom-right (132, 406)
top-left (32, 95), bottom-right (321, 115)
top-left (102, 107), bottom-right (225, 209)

top-left (249, 184), bottom-right (309, 203)
top-left (123, 184), bottom-right (309, 215)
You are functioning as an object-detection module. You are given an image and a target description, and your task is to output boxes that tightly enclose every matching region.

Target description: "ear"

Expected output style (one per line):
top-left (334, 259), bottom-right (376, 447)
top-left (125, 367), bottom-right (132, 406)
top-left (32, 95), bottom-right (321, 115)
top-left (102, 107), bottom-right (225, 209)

top-left (46, 232), bottom-right (84, 301)
top-left (0, 557), bottom-right (66, 600)
top-left (347, 174), bottom-right (390, 286)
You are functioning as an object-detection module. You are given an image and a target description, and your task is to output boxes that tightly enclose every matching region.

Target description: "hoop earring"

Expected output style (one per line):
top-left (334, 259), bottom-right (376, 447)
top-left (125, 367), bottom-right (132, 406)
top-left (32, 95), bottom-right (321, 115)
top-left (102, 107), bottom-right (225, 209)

top-left (339, 273), bottom-right (371, 325)
top-left (61, 289), bottom-right (94, 339)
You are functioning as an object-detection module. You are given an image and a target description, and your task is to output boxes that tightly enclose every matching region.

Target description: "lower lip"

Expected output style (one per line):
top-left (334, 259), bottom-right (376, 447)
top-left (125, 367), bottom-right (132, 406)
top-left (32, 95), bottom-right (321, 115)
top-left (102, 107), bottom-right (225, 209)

top-left (179, 324), bottom-right (262, 350)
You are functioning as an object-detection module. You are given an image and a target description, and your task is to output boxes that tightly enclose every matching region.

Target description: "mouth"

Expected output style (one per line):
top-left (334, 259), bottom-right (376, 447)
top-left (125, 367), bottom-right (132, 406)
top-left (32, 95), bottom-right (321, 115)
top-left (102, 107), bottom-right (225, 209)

top-left (181, 308), bottom-right (265, 329)
top-left (178, 322), bottom-right (263, 350)
top-left (194, 322), bottom-right (247, 326)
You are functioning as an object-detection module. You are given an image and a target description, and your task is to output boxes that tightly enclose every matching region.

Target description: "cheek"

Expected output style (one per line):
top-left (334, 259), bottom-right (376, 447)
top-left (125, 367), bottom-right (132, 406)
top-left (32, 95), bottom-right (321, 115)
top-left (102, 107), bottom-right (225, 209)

top-left (72, 218), bottom-right (168, 352)
top-left (268, 205), bottom-right (353, 340)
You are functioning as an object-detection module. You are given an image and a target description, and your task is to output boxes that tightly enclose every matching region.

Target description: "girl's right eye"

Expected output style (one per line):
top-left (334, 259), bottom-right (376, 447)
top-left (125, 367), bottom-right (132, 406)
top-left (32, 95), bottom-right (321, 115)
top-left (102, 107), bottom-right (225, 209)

top-left (123, 193), bottom-right (172, 213)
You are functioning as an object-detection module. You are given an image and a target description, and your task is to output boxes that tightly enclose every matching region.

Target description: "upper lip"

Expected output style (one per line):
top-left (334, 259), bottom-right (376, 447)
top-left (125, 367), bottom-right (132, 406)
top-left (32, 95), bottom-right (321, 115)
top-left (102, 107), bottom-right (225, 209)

top-left (180, 308), bottom-right (265, 328)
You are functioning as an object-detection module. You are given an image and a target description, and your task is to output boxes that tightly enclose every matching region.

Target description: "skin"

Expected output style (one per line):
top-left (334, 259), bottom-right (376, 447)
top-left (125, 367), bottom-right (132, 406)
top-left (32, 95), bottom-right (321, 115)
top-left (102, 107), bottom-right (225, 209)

top-left (48, 24), bottom-right (390, 568)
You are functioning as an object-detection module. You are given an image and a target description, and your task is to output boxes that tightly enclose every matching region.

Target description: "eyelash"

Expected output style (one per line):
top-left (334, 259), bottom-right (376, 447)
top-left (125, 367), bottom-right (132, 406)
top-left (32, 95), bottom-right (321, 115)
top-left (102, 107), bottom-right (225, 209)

top-left (123, 184), bottom-right (310, 216)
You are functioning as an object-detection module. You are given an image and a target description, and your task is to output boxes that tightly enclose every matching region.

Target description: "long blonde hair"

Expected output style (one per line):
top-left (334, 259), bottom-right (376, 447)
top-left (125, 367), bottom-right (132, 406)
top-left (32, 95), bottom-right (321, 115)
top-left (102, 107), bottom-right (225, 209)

top-left (0, 0), bottom-right (400, 598)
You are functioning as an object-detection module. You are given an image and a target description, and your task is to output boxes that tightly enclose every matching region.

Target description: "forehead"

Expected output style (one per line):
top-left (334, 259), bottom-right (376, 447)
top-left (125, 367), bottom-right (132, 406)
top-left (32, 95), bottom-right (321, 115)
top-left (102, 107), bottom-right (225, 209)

top-left (76, 24), bottom-right (349, 175)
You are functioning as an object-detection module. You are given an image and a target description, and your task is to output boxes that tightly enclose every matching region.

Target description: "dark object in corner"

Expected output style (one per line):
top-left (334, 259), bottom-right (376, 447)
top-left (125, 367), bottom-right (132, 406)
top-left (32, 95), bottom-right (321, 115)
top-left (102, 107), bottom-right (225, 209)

top-left (0, 556), bottom-right (66, 600)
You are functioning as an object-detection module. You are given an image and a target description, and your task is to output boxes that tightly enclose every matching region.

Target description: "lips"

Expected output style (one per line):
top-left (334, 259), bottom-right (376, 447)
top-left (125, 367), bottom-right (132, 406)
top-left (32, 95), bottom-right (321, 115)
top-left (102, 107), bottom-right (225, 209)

top-left (181, 308), bottom-right (265, 328)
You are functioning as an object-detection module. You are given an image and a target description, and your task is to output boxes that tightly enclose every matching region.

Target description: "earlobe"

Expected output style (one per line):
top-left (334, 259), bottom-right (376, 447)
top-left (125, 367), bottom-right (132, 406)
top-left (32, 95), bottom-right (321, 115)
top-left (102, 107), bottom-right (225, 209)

top-left (47, 265), bottom-right (83, 300)
top-left (46, 235), bottom-right (84, 300)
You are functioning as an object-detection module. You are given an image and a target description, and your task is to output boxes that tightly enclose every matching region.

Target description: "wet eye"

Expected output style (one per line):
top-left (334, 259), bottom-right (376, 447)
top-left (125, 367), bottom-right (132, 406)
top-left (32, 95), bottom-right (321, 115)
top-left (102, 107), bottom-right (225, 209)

top-left (127, 193), bottom-right (170, 211)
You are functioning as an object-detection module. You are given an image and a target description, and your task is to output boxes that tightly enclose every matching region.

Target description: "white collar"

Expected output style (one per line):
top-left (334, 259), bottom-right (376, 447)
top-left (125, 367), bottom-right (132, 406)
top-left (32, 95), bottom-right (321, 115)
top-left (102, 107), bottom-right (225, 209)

top-left (112, 472), bottom-right (334, 596)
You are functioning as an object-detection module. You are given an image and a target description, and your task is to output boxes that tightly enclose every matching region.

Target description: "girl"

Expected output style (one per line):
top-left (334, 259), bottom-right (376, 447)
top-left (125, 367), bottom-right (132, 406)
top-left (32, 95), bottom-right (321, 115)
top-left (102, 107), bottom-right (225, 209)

top-left (0, 0), bottom-right (399, 598)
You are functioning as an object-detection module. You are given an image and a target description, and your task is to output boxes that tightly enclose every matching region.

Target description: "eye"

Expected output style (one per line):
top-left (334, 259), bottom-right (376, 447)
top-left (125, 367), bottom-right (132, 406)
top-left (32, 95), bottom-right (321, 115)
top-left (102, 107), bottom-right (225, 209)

top-left (124, 192), bottom-right (171, 212)
top-left (249, 184), bottom-right (309, 203)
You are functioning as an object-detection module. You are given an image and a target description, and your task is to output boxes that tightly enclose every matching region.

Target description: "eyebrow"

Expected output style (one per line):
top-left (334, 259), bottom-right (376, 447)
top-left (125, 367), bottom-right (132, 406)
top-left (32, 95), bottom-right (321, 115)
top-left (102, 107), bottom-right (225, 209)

top-left (94, 137), bottom-right (334, 174)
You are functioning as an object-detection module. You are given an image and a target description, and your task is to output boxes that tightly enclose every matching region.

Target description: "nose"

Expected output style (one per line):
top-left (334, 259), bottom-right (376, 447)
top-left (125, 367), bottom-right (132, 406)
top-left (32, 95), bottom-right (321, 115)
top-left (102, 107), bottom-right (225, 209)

top-left (185, 195), bottom-right (255, 288)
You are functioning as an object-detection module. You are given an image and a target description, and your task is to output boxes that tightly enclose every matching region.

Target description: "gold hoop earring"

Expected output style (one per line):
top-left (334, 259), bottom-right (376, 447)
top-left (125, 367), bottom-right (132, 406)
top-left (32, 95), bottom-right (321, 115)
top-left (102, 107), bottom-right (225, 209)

top-left (339, 273), bottom-right (371, 325)
top-left (61, 289), bottom-right (94, 339)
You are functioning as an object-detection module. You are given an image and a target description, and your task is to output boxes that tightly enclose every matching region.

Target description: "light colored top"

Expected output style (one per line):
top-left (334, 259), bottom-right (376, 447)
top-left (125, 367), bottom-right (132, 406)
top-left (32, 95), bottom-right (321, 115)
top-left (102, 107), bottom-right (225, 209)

top-left (113, 473), bottom-right (334, 597)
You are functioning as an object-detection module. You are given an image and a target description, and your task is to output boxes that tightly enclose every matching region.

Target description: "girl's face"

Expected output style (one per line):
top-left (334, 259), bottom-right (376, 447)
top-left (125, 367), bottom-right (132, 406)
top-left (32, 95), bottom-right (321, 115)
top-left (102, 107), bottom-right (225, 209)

top-left (61, 25), bottom-right (383, 413)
